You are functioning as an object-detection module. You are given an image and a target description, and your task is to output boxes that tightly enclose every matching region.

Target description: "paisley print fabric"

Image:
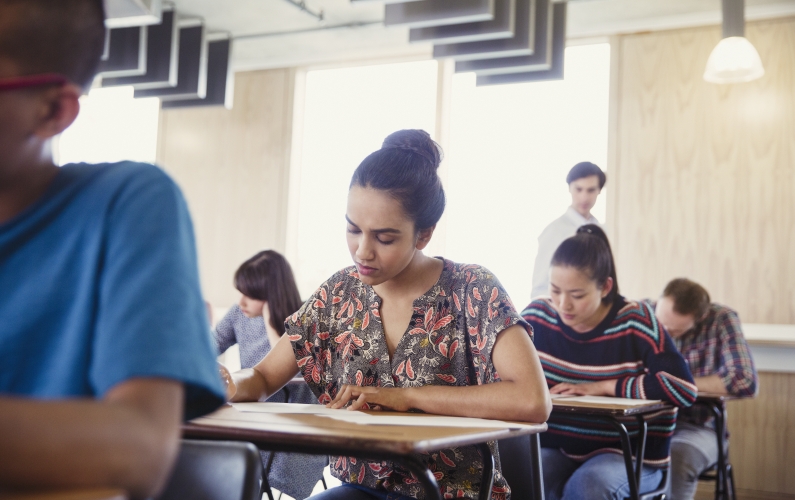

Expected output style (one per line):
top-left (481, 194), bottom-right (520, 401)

top-left (286, 258), bottom-right (532, 499)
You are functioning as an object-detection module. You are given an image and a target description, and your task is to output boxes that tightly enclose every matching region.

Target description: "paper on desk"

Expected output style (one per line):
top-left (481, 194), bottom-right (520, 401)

top-left (317, 412), bottom-right (538, 430)
top-left (551, 395), bottom-right (661, 406)
top-left (231, 402), bottom-right (536, 429)
top-left (230, 402), bottom-right (345, 415)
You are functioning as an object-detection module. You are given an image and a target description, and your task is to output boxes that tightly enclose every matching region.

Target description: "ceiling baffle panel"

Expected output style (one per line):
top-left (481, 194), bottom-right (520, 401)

top-left (432, 0), bottom-right (536, 60)
top-left (161, 35), bottom-right (234, 108)
top-left (101, 8), bottom-right (180, 89)
top-left (455, 0), bottom-right (552, 75)
top-left (135, 21), bottom-right (208, 100)
top-left (385, 0), bottom-right (496, 29)
top-left (475, 1), bottom-right (566, 85)
top-left (409, 0), bottom-right (517, 44)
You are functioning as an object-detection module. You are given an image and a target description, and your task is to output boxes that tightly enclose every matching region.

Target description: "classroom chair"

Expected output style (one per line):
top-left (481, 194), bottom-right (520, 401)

top-left (638, 466), bottom-right (669, 500)
top-left (695, 401), bottom-right (736, 500)
top-left (498, 433), bottom-right (544, 500)
top-left (156, 439), bottom-right (262, 500)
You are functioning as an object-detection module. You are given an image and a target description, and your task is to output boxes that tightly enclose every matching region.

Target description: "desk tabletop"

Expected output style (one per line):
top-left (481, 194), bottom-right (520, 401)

top-left (0, 489), bottom-right (127, 500)
top-left (184, 405), bottom-right (547, 457)
top-left (695, 392), bottom-right (743, 403)
top-left (551, 396), bottom-right (670, 416)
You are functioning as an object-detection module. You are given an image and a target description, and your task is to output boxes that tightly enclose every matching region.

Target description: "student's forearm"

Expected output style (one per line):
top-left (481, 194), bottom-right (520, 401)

top-left (0, 380), bottom-right (183, 499)
top-left (695, 374), bottom-right (729, 395)
top-left (229, 368), bottom-right (270, 402)
top-left (230, 336), bottom-right (300, 402)
top-left (405, 381), bottom-right (550, 423)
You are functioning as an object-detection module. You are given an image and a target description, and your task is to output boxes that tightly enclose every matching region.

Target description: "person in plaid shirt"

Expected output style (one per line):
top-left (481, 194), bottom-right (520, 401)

top-left (646, 278), bottom-right (758, 500)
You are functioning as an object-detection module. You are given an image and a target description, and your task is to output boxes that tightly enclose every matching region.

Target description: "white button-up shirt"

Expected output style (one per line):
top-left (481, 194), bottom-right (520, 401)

top-left (530, 206), bottom-right (600, 299)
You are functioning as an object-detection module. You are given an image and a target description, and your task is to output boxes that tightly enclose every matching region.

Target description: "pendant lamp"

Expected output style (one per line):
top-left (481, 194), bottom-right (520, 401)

top-left (703, 0), bottom-right (764, 84)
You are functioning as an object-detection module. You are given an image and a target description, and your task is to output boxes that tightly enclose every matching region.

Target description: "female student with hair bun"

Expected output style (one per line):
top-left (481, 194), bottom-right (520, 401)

top-left (521, 224), bottom-right (697, 500)
top-left (213, 250), bottom-right (325, 500)
top-left (221, 129), bottom-right (552, 500)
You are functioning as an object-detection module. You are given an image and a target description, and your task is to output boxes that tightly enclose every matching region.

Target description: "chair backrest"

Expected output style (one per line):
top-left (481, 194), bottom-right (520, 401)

top-left (156, 439), bottom-right (262, 500)
top-left (498, 435), bottom-right (536, 498)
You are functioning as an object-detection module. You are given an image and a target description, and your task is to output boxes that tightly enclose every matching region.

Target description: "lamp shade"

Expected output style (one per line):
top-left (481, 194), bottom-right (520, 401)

top-left (703, 36), bottom-right (764, 83)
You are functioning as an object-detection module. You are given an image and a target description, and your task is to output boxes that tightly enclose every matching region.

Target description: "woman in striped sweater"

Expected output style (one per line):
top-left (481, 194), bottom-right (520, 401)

top-left (521, 224), bottom-right (696, 500)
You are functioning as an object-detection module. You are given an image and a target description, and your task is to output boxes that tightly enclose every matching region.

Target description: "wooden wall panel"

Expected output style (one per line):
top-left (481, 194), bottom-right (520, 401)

top-left (725, 372), bottom-right (795, 495)
top-left (156, 68), bottom-right (297, 308)
top-left (609, 17), bottom-right (795, 324)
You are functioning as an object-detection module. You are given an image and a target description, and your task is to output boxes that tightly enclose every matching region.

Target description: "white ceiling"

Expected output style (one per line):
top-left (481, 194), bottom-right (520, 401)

top-left (168, 0), bottom-right (795, 71)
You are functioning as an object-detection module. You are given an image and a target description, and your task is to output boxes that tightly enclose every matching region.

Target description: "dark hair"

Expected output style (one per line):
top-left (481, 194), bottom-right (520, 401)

top-left (0, 0), bottom-right (106, 89)
top-left (662, 278), bottom-right (711, 320)
top-left (234, 250), bottom-right (303, 336)
top-left (566, 162), bottom-right (606, 189)
top-left (350, 129), bottom-right (445, 231)
top-left (550, 224), bottom-right (619, 305)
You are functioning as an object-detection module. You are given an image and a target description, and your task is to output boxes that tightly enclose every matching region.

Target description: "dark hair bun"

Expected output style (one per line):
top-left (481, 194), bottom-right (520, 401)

top-left (350, 129), bottom-right (446, 230)
top-left (381, 129), bottom-right (443, 171)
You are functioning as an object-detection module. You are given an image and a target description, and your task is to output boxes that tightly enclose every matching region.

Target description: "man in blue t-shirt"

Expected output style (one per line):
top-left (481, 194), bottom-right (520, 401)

top-left (0, 1), bottom-right (224, 497)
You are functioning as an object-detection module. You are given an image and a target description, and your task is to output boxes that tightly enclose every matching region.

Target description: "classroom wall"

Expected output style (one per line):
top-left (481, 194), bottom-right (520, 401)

top-left (607, 16), bottom-right (795, 325)
top-left (608, 17), bottom-right (795, 498)
top-left (156, 68), bottom-right (298, 308)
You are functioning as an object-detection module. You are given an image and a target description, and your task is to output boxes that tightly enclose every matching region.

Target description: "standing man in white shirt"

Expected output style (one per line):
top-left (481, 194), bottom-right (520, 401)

top-left (530, 162), bottom-right (606, 298)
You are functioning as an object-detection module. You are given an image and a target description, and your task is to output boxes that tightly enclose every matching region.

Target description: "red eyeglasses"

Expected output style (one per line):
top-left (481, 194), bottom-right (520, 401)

top-left (0, 73), bottom-right (69, 92)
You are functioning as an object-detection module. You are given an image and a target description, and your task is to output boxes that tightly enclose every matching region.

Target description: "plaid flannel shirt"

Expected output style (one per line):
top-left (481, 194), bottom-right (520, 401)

top-left (646, 301), bottom-right (758, 425)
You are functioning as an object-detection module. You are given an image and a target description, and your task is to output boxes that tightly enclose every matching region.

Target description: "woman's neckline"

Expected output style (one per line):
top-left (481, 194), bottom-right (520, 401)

top-left (370, 256), bottom-right (447, 305)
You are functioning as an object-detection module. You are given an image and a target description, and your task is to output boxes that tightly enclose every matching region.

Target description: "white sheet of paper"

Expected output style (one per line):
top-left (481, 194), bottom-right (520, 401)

top-left (317, 412), bottom-right (537, 429)
top-left (231, 402), bottom-right (535, 429)
top-left (552, 395), bottom-right (661, 406)
top-left (230, 402), bottom-right (343, 415)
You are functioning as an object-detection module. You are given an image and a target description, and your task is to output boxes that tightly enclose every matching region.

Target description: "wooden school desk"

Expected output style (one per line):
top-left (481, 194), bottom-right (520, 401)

top-left (693, 393), bottom-right (740, 500)
top-left (183, 403), bottom-right (548, 500)
top-left (550, 395), bottom-right (672, 500)
top-left (0, 489), bottom-right (127, 500)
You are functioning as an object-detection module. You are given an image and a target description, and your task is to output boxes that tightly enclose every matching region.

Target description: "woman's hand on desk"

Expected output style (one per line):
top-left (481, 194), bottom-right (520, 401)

top-left (218, 363), bottom-right (237, 401)
top-left (550, 379), bottom-right (617, 397)
top-left (327, 385), bottom-right (411, 412)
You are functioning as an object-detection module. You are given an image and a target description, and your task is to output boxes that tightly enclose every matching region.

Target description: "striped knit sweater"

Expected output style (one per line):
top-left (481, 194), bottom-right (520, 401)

top-left (521, 297), bottom-right (697, 467)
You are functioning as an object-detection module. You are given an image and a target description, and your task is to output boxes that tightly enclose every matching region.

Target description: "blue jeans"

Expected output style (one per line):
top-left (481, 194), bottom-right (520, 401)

top-left (309, 483), bottom-right (415, 500)
top-left (542, 448), bottom-right (664, 500)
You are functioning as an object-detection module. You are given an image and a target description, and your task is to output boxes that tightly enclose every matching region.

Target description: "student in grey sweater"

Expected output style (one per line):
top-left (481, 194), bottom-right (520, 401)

top-left (213, 250), bottom-right (326, 500)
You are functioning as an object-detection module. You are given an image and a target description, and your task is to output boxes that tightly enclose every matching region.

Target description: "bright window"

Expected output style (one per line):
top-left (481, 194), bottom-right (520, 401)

top-left (293, 60), bottom-right (438, 297)
top-left (55, 86), bottom-right (160, 165)
top-left (444, 43), bottom-right (611, 307)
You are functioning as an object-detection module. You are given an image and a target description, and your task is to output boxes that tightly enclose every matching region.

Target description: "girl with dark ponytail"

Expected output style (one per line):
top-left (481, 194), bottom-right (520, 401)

top-left (521, 224), bottom-right (697, 499)
top-left (222, 130), bottom-right (551, 500)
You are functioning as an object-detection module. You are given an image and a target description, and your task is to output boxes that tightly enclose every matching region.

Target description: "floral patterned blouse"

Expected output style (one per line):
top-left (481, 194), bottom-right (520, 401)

top-left (286, 258), bottom-right (532, 500)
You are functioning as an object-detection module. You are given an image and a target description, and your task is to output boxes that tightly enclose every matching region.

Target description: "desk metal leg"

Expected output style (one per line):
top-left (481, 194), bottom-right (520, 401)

top-left (529, 434), bottom-right (545, 500)
top-left (392, 454), bottom-right (444, 500)
top-left (634, 415), bottom-right (648, 490)
top-left (608, 418), bottom-right (640, 500)
top-left (260, 469), bottom-right (275, 500)
top-left (476, 443), bottom-right (495, 500)
top-left (709, 402), bottom-right (729, 500)
top-left (260, 448), bottom-right (276, 500)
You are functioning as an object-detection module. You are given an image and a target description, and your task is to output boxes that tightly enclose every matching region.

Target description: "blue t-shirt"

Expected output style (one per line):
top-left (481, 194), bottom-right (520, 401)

top-left (0, 162), bottom-right (224, 419)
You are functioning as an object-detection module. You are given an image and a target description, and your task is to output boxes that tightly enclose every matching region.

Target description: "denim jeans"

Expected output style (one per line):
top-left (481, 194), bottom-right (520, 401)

top-left (542, 448), bottom-right (664, 500)
top-left (309, 483), bottom-right (415, 500)
top-left (669, 421), bottom-right (720, 500)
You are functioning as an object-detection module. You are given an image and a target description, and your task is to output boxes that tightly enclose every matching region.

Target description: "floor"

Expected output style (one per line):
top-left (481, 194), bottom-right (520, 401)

top-left (694, 482), bottom-right (795, 500)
